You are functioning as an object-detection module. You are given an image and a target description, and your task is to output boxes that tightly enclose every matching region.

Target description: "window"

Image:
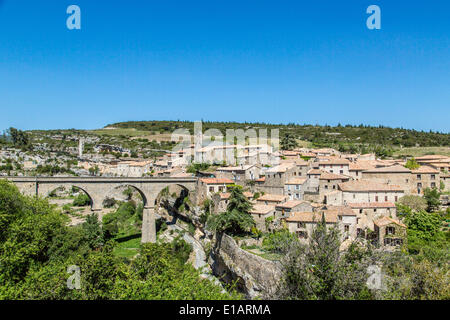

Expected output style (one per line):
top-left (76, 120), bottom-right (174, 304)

top-left (330, 170), bottom-right (334, 173)
top-left (406, 179), bottom-right (409, 183)
top-left (209, 186), bottom-right (214, 192)
top-left (417, 182), bottom-right (422, 188)
top-left (218, 186), bottom-right (224, 192)
top-left (417, 174), bottom-right (421, 180)
top-left (431, 182), bottom-right (436, 188)
top-left (395, 196), bottom-right (398, 202)
top-left (386, 226), bottom-right (395, 235)
top-left (431, 175), bottom-right (435, 180)
top-left (385, 196), bottom-right (388, 201)
top-left (375, 196), bottom-right (379, 202)
top-left (344, 225), bottom-right (349, 232)
top-left (359, 209), bottom-right (363, 214)
top-left (297, 222), bottom-right (306, 228)
top-left (340, 170), bottom-right (343, 174)
top-left (325, 185), bottom-right (328, 189)
top-left (356, 171), bottom-right (359, 176)
top-left (296, 231), bottom-right (307, 239)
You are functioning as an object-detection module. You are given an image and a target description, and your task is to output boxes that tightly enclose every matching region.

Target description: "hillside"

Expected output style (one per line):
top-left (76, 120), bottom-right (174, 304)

top-left (105, 120), bottom-right (450, 157)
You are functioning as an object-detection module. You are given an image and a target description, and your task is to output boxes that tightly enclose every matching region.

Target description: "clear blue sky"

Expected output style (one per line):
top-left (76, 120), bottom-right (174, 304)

top-left (1, 0), bottom-right (449, 132)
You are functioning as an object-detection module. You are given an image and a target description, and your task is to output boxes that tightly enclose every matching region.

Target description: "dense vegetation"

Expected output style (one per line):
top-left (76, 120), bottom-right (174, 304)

top-left (0, 180), bottom-right (239, 300)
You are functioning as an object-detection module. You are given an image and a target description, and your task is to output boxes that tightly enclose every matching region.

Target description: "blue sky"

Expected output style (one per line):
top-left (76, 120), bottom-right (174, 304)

top-left (0, 0), bottom-right (449, 132)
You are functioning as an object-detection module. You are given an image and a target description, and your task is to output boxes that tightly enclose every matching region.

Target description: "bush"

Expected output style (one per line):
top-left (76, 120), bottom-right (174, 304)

top-left (72, 193), bottom-right (91, 207)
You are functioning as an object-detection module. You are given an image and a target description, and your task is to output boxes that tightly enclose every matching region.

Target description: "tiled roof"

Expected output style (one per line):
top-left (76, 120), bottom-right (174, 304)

top-left (250, 204), bottom-right (276, 215)
top-left (307, 169), bottom-right (322, 175)
top-left (319, 171), bottom-right (350, 180)
top-left (257, 194), bottom-right (287, 202)
top-left (415, 155), bottom-right (449, 161)
top-left (348, 202), bottom-right (396, 208)
top-left (374, 216), bottom-right (407, 228)
top-left (200, 178), bottom-right (234, 184)
top-left (363, 165), bottom-right (411, 173)
top-left (219, 192), bottom-right (231, 200)
top-left (285, 178), bottom-right (307, 185)
top-left (411, 165), bottom-right (440, 174)
top-left (286, 212), bottom-right (338, 223)
top-left (265, 162), bottom-right (296, 173)
top-left (323, 205), bottom-right (356, 216)
top-left (318, 159), bottom-right (350, 165)
top-left (338, 180), bottom-right (404, 192)
top-left (275, 200), bottom-right (305, 209)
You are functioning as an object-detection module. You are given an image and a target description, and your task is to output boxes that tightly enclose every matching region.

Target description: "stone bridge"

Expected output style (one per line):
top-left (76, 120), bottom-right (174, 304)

top-left (6, 176), bottom-right (198, 243)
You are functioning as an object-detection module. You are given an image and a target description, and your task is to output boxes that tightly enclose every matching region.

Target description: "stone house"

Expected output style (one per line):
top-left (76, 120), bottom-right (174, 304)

top-left (256, 193), bottom-right (287, 206)
top-left (197, 177), bottom-right (234, 203)
top-left (275, 200), bottom-right (312, 219)
top-left (259, 162), bottom-right (297, 195)
top-left (249, 204), bottom-right (277, 232)
top-left (284, 177), bottom-right (307, 200)
top-left (285, 211), bottom-right (338, 241)
top-left (215, 164), bottom-right (261, 185)
top-left (338, 180), bottom-right (405, 205)
top-left (361, 165), bottom-right (412, 194)
top-left (319, 171), bottom-right (350, 198)
top-left (348, 202), bottom-right (397, 236)
top-left (317, 158), bottom-right (350, 176)
top-left (411, 165), bottom-right (440, 194)
top-left (373, 216), bottom-right (407, 248)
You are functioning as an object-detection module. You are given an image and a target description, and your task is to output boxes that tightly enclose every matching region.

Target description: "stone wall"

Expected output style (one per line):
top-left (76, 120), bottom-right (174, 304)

top-left (210, 233), bottom-right (282, 299)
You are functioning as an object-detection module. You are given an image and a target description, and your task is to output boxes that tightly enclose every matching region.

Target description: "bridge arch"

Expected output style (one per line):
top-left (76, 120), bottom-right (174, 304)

top-left (38, 183), bottom-right (95, 210)
top-left (103, 183), bottom-right (148, 208)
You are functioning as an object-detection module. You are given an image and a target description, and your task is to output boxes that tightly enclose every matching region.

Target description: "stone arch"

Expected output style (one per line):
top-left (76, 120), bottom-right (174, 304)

top-left (38, 183), bottom-right (95, 210)
top-left (152, 183), bottom-right (193, 209)
top-left (103, 183), bottom-right (148, 208)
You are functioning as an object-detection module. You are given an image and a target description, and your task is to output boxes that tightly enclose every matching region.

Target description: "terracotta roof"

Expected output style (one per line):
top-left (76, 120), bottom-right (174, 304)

top-left (323, 205), bottom-right (356, 216)
top-left (415, 155), bottom-right (449, 161)
top-left (275, 200), bottom-right (305, 209)
top-left (349, 202), bottom-right (396, 208)
top-left (285, 178), bottom-right (307, 185)
top-left (363, 165), bottom-right (411, 174)
top-left (318, 159), bottom-right (350, 165)
top-left (250, 204), bottom-right (276, 215)
top-left (219, 192), bottom-right (231, 200)
top-left (307, 169), bottom-right (322, 175)
top-left (301, 152), bottom-right (316, 157)
top-left (200, 178), bottom-right (234, 184)
top-left (257, 194), bottom-right (287, 202)
top-left (411, 165), bottom-right (440, 174)
top-left (216, 165), bottom-right (254, 171)
top-left (319, 171), bottom-right (350, 180)
top-left (265, 162), bottom-right (296, 173)
top-left (254, 177), bottom-right (266, 182)
top-left (286, 211), bottom-right (338, 223)
top-left (374, 216), bottom-right (406, 228)
top-left (338, 180), bottom-right (404, 192)
top-left (349, 162), bottom-right (373, 171)
top-left (243, 191), bottom-right (253, 198)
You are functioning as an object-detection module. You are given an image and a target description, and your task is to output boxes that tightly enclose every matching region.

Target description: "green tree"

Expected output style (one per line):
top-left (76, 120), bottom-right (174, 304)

top-left (281, 133), bottom-right (299, 150)
top-left (207, 185), bottom-right (255, 235)
top-left (276, 214), bottom-right (374, 300)
top-left (423, 187), bottom-right (441, 212)
top-left (405, 158), bottom-right (420, 170)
